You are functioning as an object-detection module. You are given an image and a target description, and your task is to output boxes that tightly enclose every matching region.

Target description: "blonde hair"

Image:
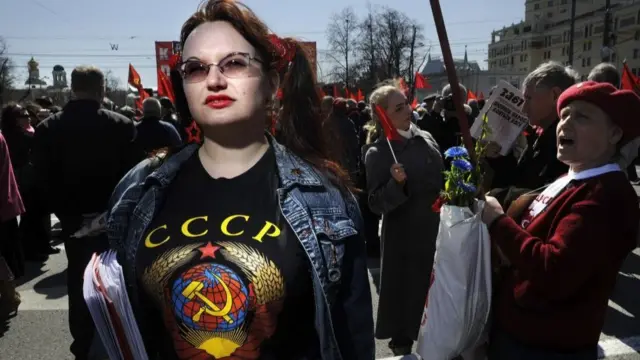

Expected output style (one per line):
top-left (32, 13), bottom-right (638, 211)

top-left (365, 83), bottom-right (402, 144)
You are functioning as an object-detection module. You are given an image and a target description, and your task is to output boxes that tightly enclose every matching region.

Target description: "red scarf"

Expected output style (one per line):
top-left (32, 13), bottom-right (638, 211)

top-left (0, 133), bottom-right (25, 222)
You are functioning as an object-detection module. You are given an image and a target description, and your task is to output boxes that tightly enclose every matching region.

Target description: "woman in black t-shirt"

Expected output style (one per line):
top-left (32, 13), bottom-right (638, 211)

top-left (104, 1), bottom-right (375, 359)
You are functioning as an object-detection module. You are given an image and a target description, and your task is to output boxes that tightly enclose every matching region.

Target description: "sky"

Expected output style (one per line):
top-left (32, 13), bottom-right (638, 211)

top-left (1, 0), bottom-right (525, 89)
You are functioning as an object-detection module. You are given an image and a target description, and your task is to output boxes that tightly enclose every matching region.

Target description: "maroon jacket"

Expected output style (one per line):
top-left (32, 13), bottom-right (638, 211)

top-left (489, 170), bottom-right (638, 351)
top-left (0, 133), bottom-right (25, 222)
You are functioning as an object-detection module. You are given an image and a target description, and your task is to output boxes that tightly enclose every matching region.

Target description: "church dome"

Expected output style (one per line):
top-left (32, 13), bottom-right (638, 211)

top-left (53, 65), bottom-right (65, 72)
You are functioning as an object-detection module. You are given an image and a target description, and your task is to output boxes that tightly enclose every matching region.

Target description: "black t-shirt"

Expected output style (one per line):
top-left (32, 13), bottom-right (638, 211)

top-left (136, 146), bottom-right (318, 359)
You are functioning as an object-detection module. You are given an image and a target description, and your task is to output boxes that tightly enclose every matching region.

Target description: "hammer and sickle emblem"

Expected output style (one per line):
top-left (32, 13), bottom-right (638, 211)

top-left (181, 275), bottom-right (234, 324)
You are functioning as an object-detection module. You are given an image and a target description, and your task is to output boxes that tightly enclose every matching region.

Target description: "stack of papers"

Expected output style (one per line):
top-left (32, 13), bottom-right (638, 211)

top-left (83, 250), bottom-right (149, 360)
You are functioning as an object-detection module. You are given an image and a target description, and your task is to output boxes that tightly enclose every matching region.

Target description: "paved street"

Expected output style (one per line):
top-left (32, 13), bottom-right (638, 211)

top-left (2, 179), bottom-right (640, 359)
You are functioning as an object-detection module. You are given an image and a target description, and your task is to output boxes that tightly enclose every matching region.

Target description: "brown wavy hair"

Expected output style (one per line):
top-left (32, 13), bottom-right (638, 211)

top-left (173, 0), bottom-right (353, 191)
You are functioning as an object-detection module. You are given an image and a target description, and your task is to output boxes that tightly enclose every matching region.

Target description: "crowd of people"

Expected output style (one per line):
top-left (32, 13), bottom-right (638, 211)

top-left (0, 0), bottom-right (639, 359)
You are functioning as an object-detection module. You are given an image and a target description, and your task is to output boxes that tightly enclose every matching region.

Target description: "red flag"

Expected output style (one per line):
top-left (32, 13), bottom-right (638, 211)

top-left (411, 97), bottom-right (418, 109)
top-left (156, 69), bottom-right (175, 103)
top-left (467, 89), bottom-right (477, 101)
top-left (397, 78), bottom-right (409, 95)
top-left (356, 89), bottom-right (365, 102)
top-left (478, 92), bottom-right (485, 100)
top-left (128, 64), bottom-right (149, 109)
top-left (414, 73), bottom-right (431, 89)
top-left (621, 63), bottom-right (640, 94)
top-left (374, 104), bottom-right (402, 141)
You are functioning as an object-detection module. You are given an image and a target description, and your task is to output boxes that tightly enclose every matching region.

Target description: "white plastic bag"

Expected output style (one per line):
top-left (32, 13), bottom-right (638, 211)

top-left (416, 200), bottom-right (492, 360)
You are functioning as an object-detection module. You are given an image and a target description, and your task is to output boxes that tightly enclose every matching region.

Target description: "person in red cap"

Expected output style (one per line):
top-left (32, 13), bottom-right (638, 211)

top-left (480, 81), bottom-right (640, 359)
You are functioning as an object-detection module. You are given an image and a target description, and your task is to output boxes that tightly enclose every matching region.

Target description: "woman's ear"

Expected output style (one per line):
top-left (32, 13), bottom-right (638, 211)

top-left (610, 125), bottom-right (623, 145)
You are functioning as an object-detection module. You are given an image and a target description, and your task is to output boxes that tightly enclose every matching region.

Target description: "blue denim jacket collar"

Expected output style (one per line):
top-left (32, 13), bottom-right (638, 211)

top-left (143, 134), bottom-right (325, 191)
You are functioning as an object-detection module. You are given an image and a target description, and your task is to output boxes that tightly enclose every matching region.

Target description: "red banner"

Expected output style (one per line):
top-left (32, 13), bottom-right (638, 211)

top-left (155, 41), bottom-right (181, 87)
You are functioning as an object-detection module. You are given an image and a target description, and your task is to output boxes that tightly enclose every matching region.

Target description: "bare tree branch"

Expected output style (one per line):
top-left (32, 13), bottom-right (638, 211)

top-left (326, 7), bottom-right (359, 87)
top-left (0, 37), bottom-right (16, 104)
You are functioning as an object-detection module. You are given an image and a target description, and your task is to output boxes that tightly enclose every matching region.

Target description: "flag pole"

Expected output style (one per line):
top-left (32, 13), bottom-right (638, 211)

top-left (428, 0), bottom-right (477, 163)
top-left (386, 138), bottom-right (399, 163)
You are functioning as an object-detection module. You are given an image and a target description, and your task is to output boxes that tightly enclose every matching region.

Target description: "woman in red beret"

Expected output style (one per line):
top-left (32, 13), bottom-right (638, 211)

top-left (481, 81), bottom-right (640, 360)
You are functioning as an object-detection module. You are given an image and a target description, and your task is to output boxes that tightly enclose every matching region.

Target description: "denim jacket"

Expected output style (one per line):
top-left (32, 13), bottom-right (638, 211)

top-left (105, 138), bottom-right (375, 360)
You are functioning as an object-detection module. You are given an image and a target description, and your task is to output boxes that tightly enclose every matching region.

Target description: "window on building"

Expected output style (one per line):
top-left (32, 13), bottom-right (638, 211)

top-left (548, 12), bottom-right (553, 18)
top-left (589, 24), bottom-right (593, 36)
top-left (614, 18), bottom-right (618, 30)
top-left (635, 30), bottom-right (640, 41)
top-left (548, 0), bottom-right (553, 6)
top-left (634, 49), bottom-right (639, 59)
top-left (534, 3), bottom-right (540, 10)
top-left (561, 0), bottom-right (567, 3)
top-left (586, 57), bottom-right (591, 66)
top-left (582, 58), bottom-right (585, 67)
top-left (584, 25), bottom-right (589, 37)
top-left (633, 68), bottom-right (638, 76)
top-left (511, 56), bottom-right (515, 65)
top-left (562, 47), bottom-right (565, 56)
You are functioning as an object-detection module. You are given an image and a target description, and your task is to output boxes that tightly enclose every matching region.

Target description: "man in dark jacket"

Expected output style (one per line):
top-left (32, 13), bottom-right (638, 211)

top-left (32, 65), bottom-right (138, 360)
top-left (134, 98), bottom-right (182, 156)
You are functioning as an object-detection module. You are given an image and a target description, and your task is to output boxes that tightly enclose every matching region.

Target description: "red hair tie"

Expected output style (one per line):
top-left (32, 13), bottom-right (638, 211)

top-left (268, 34), bottom-right (296, 71)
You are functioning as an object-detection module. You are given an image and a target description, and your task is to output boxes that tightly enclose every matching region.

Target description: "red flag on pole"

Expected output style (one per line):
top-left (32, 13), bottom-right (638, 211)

top-left (415, 73), bottom-right (431, 89)
top-left (397, 78), bottom-right (410, 96)
top-left (356, 89), bottom-right (365, 102)
top-left (622, 62), bottom-right (640, 94)
top-left (467, 89), bottom-right (477, 100)
top-left (128, 64), bottom-right (149, 109)
top-left (156, 69), bottom-right (175, 103)
top-left (374, 104), bottom-right (402, 141)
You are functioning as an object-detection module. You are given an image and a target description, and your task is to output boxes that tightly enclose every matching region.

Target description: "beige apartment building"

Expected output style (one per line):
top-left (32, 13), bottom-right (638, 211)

top-left (487, 0), bottom-right (640, 89)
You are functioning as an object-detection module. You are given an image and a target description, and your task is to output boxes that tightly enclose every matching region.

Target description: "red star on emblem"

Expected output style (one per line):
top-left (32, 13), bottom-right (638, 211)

top-left (198, 242), bottom-right (220, 260)
top-left (185, 120), bottom-right (202, 143)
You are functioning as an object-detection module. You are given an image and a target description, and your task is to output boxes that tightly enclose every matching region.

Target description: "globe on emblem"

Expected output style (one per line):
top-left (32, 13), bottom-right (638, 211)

top-left (171, 263), bottom-right (250, 332)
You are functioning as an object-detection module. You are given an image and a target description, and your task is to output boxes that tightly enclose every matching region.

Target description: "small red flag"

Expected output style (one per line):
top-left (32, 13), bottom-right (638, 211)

top-left (397, 78), bottom-right (409, 96)
top-left (468, 89), bottom-right (477, 101)
top-left (411, 97), bottom-right (418, 109)
top-left (156, 69), bottom-right (175, 103)
top-left (374, 104), bottom-right (402, 141)
top-left (622, 63), bottom-right (640, 94)
top-left (414, 73), bottom-right (431, 89)
top-left (128, 64), bottom-right (149, 109)
top-left (356, 89), bottom-right (365, 102)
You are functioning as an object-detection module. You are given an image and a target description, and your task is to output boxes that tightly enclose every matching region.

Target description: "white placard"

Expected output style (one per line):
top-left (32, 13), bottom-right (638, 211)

top-left (470, 80), bottom-right (529, 155)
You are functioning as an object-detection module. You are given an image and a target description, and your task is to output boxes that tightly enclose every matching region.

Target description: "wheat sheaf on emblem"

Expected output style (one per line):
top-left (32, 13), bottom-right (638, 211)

top-left (142, 243), bottom-right (202, 303)
top-left (217, 242), bottom-right (285, 304)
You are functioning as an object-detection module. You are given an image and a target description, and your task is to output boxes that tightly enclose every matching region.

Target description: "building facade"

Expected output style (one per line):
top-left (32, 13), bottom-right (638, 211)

top-left (488, 0), bottom-right (640, 86)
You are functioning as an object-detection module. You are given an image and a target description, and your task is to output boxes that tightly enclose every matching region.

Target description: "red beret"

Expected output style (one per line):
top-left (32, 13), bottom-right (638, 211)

top-left (557, 81), bottom-right (640, 145)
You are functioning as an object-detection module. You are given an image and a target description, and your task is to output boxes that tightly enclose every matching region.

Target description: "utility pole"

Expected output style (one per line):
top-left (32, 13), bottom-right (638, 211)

top-left (601, 0), bottom-right (613, 62)
top-left (345, 18), bottom-right (350, 90)
top-left (408, 25), bottom-right (417, 102)
top-left (568, 0), bottom-right (577, 65)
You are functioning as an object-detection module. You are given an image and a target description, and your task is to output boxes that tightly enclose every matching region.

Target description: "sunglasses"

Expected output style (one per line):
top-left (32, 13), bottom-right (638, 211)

top-left (178, 52), bottom-right (263, 83)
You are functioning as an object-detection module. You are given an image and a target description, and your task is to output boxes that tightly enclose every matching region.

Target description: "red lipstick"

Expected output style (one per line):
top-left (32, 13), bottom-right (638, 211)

top-left (205, 95), bottom-right (235, 109)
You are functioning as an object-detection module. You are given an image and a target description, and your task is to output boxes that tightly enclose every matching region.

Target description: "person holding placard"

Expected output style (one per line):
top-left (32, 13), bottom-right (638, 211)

top-left (486, 62), bottom-right (578, 196)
